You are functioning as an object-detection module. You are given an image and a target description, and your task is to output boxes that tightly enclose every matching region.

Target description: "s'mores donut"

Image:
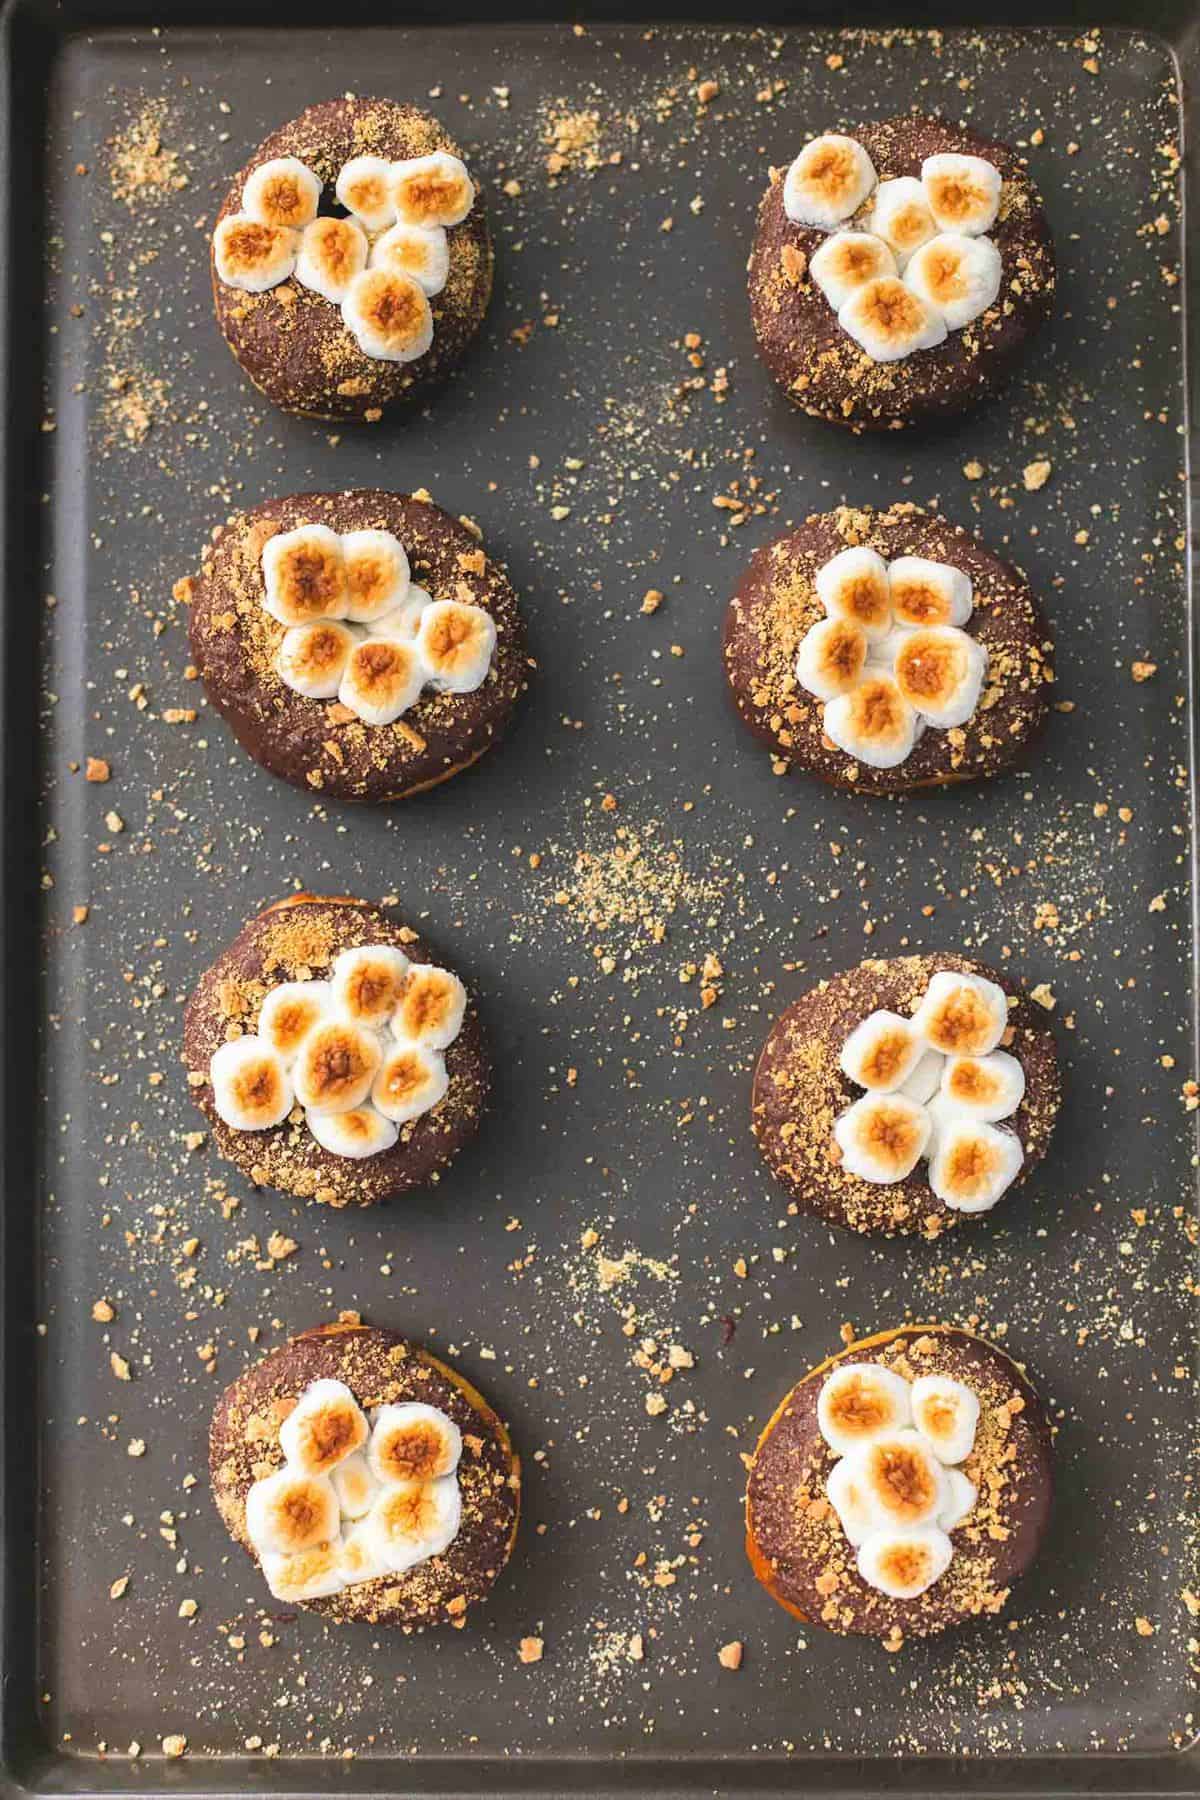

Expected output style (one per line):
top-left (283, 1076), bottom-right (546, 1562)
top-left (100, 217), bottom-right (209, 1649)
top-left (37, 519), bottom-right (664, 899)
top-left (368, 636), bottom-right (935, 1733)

top-left (752, 953), bottom-right (1061, 1237)
top-left (211, 98), bottom-right (492, 420)
top-left (748, 114), bottom-right (1054, 430)
top-left (184, 488), bottom-right (526, 804)
top-left (183, 895), bottom-right (488, 1208)
top-left (746, 1324), bottom-right (1053, 1642)
top-left (210, 1321), bottom-right (520, 1626)
top-left (722, 504), bottom-right (1052, 794)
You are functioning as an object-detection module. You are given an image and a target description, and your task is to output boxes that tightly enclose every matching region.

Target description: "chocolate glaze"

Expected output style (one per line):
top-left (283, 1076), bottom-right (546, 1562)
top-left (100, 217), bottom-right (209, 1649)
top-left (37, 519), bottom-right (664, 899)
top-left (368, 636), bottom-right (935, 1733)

top-left (722, 503), bottom-right (1052, 794)
top-left (748, 113), bottom-right (1054, 431)
top-left (752, 953), bottom-right (1060, 1238)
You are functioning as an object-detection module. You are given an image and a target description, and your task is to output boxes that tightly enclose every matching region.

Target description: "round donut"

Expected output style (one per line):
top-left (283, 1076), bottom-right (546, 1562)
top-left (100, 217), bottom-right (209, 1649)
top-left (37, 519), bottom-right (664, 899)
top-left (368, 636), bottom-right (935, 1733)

top-left (211, 98), bottom-right (493, 421)
top-left (210, 1321), bottom-right (520, 1628)
top-left (752, 953), bottom-right (1060, 1238)
top-left (748, 113), bottom-right (1054, 431)
top-left (745, 1323), bottom-right (1053, 1641)
top-left (722, 503), bottom-right (1052, 794)
top-left (183, 895), bottom-right (488, 1208)
top-left (185, 488), bottom-right (526, 805)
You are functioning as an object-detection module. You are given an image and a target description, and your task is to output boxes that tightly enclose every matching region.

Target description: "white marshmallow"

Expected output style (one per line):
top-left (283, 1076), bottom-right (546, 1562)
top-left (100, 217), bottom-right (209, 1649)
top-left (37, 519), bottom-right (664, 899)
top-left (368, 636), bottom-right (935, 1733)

top-left (938, 1468), bottom-right (978, 1533)
top-left (305, 1104), bottom-right (399, 1160)
top-left (341, 529), bottom-right (411, 623)
top-left (242, 156), bottom-right (321, 229)
top-left (391, 151), bottom-right (475, 227)
top-left (372, 1044), bottom-right (450, 1125)
top-left (887, 556), bottom-right (973, 629)
top-left (292, 1018), bottom-right (382, 1115)
top-left (868, 175), bottom-right (937, 268)
top-left (809, 231), bottom-right (896, 311)
top-left (794, 617), bottom-right (869, 702)
top-left (905, 231), bottom-right (1002, 331)
top-left (782, 135), bottom-right (876, 229)
top-left (826, 1455), bottom-right (877, 1547)
top-left (338, 1520), bottom-right (390, 1586)
top-left (370, 583), bottom-right (433, 642)
top-left (210, 1036), bottom-right (293, 1132)
top-left (338, 636), bottom-right (426, 726)
top-left (261, 1542), bottom-right (346, 1603)
top-left (924, 1089), bottom-right (969, 1155)
top-left (839, 1009), bottom-right (925, 1093)
top-left (894, 626), bottom-right (988, 729)
top-left (341, 269), bottom-right (433, 364)
top-left (369, 1402), bottom-right (462, 1485)
top-left (213, 215), bottom-right (298, 293)
top-left (335, 154), bottom-right (398, 232)
top-left (857, 1525), bottom-right (953, 1599)
top-left (833, 1092), bottom-right (931, 1183)
top-left (940, 1051), bottom-right (1025, 1121)
top-left (371, 222), bottom-right (451, 297)
top-left (921, 153), bottom-right (1002, 236)
top-left (278, 1378), bottom-right (368, 1476)
top-left (276, 620), bottom-right (359, 699)
top-left (823, 676), bottom-right (920, 769)
top-left (838, 276), bottom-right (948, 362)
top-left (331, 1451), bottom-right (377, 1520)
top-left (245, 1468), bottom-right (339, 1558)
top-left (910, 1374), bottom-right (980, 1466)
top-left (391, 964), bottom-right (468, 1050)
top-left (817, 1363), bottom-right (912, 1458)
top-left (294, 215), bottom-right (368, 304)
top-left (329, 943), bottom-right (411, 1028)
top-left (361, 1475), bottom-right (462, 1574)
top-left (815, 545), bottom-right (892, 641)
top-left (929, 1119), bottom-right (1023, 1213)
top-left (913, 971), bottom-right (1009, 1057)
top-left (258, 981), bottom-right (332, 1064)
top-left (898, 1048), bottom-right (944, 1105)
top-left (262, 524), bottom-right (348, 626)
top-left (415, 600), bottom-right (497, 693)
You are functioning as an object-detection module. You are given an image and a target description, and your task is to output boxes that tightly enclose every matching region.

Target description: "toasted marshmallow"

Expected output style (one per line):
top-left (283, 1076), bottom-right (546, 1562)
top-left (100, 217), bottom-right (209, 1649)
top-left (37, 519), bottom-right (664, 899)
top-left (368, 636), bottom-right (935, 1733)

top-left (210, 1036), bottom-right (293, 1132)
top-left (292, 1018), bottom-right (382, 1115)
top-left (261, 1541), bottom-right (345, 1603)
top-left (369, 1402), bottom-right (462, 1484)
top-left (868, 176), bottom-right (938, 268)
top-left (817, 1363), bottom-right (912, 1457)
top-left (941, 1050), bottom-right (1025, 1121)
top-left (938, 1467), bottom-right (978, 1533)
top-left (362, 1475), bottom-right (462, 1574)
top-left (258, 981), bottom-right (332, 1064)
top-left (338, 1520), bottom-right (390, 1585)
top-left (243, 156), bottom-right (320, 229)
top-left (331, 1451), bottom-right (377, 1520)
top-left (213, 215), bottom-right (298, 292)
top-left (809, 231), bottom-right (896, 311)
top-left (341, 269), bottom-right (433, 364)
top-left (929, 1119), bottom-right (1023, 1213)
top-left (371, 583), bottom-right (433, 642)
top-left (371, 222), bottom-right (451, 297)
top-left (392, 964), bottom-right (468, 1050)
top-left (372, 1044), bottom-right (450, 1125)
top-left (894, 626), bottom-right (987, 728)
top-left (279, 1378), bottom-right (368, 1476)
top-left (415, 600), bottom-right (497, 693)
top-left (294, 215), bottom-right (369, 304)
top-left (391, 152), bottom-right (475, 228)
top-left (898, 1048), bottom-right (944, 1105)
top-left (887, 556), bottom-right (973, 629)
top-left (814, 545), bottom-right (892, 640)
top-left (263, 524), bottom-right (348, 627)
top-left (910, 1374), bottom-right (980, 1466)
top-left (913, 971), bottom-right (1009, 1057)
top-left (905, 231), bottom-right (1002, 331)
top-left (245, 1468), bottom-right (339, 1557)
top-left (838, 276), bottom-right (948, 362)
top-left (276, 620), bottom-right (359, 699)
top-left (341, 529), bottom-right (411, 623)
top-left (305, 1104), bottom-right (399, 1160)
top-left (339, 637), bottom-right (425, 726)
top-left (857, 1525), bottom-right (952, 1599)
top-left (834, 1092), bottom-right (931, 1183)
top-left (795, 617), bottom-right (870, 702)
top-left (858, 1429), bottom-right (947, 1528)
top-left (335, 154), bottom-right (398, 232)
top-left (823, 676), bottom-right (920, 770)
top-left (826, 1455), bottom-right (877, 1547)
top-left (330, 943), bottom-right (410, 1028)
top-left (782, 135), bottom-right (876, 229)
top-left (840, 1009), bottom-right (925, 1093)
top-left (921, 153), bottom-right (1002, 237)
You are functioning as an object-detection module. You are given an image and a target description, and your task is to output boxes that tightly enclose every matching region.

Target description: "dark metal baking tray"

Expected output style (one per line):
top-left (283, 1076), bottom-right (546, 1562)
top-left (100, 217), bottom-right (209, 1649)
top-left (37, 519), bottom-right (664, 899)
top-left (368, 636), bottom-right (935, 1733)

top-left (4, 1), bottom-right (1199, 1795)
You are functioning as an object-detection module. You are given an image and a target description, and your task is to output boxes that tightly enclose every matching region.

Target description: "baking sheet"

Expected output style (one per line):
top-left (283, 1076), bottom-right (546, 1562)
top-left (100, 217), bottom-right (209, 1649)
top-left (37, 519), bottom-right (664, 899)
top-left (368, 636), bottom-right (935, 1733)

top-left (13, 7), bottom-right (1199, 1792)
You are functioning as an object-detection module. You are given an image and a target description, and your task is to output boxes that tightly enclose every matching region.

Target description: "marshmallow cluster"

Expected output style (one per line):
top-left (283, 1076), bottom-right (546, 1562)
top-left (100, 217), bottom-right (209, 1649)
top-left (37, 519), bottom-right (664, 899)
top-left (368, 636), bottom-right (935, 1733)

top-left (782, 135), bottom-right (1004, 361)
top-left (794, 546), bottom-right (988, 769)
top-left (210, 944), bottom-right (468, 1159)
top-left (244, 1377), bottom-right (464, 1602)
top-left (213, 149), bottom-right (476, 363)
top-left (261, 523), bottom-right (496, 726)
top-left (833, 970), bottom-right (1025, 1211)
top-left (817, 1360), bottom-right (980, 1599)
